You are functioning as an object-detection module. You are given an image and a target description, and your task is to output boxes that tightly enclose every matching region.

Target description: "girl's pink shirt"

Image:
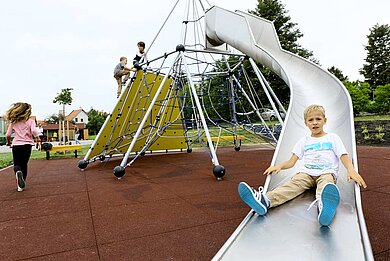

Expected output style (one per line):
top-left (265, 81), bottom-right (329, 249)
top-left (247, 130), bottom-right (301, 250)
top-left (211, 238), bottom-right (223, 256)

top-left (6, 119), bottom-right (39, 146)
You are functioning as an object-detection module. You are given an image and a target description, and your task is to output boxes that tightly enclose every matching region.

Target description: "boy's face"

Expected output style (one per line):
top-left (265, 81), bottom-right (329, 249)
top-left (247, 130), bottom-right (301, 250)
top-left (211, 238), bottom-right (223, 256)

top-left (305, 110), bottom-right (327, 137)
top-left (121, 58), bottom-right (127, 65)
top-left (138, 45), bottom-right (144, 53)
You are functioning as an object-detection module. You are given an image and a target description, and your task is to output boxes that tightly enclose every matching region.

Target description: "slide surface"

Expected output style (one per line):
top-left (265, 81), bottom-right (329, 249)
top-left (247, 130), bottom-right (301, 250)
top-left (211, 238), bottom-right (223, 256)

top-left (205, 6), bottom-right (373, 260)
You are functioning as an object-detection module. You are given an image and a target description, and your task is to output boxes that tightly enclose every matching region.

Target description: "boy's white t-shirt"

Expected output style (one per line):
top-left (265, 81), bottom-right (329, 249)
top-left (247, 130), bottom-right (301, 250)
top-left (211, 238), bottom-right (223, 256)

top-left (292, 133), bottom-right (348, 177)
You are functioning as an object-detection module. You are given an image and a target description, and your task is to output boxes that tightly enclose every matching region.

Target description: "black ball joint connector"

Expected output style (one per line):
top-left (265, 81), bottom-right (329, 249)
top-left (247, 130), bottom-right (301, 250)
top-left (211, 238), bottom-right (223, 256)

top-left (176, 44), bottom-right (185, 52)
top-left (78, 160), bottom-right (88, 169)
top-left (213, 165), bottom-right (225, 180)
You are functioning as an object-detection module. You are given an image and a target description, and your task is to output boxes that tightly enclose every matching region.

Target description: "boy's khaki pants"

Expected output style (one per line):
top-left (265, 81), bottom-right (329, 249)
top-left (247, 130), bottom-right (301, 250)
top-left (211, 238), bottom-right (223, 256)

top-left (265, 173), bottom-right (336, 208)
top-left (114, 70), bottom-right (131, 96)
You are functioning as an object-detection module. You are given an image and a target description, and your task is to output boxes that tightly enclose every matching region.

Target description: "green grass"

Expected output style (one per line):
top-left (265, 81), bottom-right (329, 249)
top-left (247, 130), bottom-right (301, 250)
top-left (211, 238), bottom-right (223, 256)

top-left (186, 126), bottom-right (270, 148)
top-left (354, 114), bottom-right (390, 121)
top-left (0, 145), bottom-right (91, 169)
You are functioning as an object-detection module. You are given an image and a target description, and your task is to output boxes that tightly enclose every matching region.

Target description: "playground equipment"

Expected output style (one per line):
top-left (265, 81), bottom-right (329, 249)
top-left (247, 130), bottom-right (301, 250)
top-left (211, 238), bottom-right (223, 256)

top-left (206, 6), bottom-right (373, 260)
top-left (79, 1), bottom-right (286, 179)
top-left (79, 51), bottom-right (284, 178)
top-left (78, 2), bottom-right (373, 258)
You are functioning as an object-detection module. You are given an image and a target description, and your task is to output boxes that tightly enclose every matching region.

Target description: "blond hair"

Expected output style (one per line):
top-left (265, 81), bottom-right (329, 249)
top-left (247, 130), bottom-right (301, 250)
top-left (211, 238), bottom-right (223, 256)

top-left (303, 104), bottom-right (326, 121)
top-left (4, 102), bottom-right (32, 123)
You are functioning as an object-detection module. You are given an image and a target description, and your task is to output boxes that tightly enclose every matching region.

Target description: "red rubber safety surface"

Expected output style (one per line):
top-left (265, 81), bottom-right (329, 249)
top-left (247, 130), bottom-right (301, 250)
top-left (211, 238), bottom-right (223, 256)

top-left (0, 145), bottom-right (388, 260)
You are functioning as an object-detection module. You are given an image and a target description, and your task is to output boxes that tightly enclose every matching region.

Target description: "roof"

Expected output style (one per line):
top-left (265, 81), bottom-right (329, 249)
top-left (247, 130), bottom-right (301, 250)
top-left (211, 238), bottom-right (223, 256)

top-left (65, 108), bottom-right (87, 121)
top-left (41, 122), bottom-right (86, 130)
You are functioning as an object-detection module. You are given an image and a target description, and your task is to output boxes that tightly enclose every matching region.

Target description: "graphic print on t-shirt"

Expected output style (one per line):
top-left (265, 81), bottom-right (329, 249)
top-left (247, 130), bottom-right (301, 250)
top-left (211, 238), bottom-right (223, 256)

top-left (304, 142), bottom-right (333, 170)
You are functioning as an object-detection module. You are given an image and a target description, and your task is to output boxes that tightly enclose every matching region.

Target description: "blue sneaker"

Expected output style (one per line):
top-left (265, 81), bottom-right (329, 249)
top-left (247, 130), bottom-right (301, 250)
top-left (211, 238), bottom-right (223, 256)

top-left (238, 182), bottom-right (270, 215)
top-left (16, 171), bottom-right (25, 189)
top-left (318, 183), bottom-right (340, 226)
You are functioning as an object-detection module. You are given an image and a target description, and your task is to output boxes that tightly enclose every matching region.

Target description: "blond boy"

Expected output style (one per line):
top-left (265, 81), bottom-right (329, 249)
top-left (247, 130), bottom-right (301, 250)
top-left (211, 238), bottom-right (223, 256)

top-left (113, 57), bottom-right (133, 98)
top-left (238, 104), bottom-right (367, 226)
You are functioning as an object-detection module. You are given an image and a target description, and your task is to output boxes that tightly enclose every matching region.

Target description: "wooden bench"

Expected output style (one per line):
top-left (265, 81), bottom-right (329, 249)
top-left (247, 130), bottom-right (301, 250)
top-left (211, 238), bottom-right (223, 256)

top-left (44, 144), bottom-right (82, 160)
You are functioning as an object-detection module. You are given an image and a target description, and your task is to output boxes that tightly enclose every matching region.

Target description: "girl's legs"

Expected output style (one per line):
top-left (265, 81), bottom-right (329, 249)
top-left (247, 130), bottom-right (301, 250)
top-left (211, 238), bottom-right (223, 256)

top-left (266, 172), bottom-right (316, 208)
top-left (12, 145), bottom-right (32, 180)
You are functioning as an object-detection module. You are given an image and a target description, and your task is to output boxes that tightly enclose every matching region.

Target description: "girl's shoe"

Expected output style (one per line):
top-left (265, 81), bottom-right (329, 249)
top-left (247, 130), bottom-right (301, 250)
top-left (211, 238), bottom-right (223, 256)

top-left (16, 171), bottom-right (25, 189)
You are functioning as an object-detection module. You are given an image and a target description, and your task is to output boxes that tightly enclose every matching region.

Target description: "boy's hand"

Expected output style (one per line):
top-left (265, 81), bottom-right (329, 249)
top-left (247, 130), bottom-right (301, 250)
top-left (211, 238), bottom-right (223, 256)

top-left (263, 165), bottom-right (282, 175)
top-left (348, 170), bottom-right (367, 188)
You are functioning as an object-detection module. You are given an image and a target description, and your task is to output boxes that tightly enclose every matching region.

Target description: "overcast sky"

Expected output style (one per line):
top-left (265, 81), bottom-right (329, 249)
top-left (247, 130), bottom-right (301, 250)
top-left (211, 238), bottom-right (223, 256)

top-left (1, 0), bottom-right (389, 119)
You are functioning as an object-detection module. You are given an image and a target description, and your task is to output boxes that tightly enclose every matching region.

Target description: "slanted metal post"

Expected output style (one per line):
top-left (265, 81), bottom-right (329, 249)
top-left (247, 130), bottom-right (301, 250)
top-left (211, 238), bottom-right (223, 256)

top-left (249, 58), bottom-right (284, 124)
top-left (119, 53), bottom-right (181, 168)
top-left (181, 52), bottom-right (220, 166)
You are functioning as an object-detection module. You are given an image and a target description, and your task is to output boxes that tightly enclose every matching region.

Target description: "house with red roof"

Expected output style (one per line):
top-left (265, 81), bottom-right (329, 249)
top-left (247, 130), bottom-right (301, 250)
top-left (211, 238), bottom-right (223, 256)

top-left (65, 108), bottom-right (89, 125)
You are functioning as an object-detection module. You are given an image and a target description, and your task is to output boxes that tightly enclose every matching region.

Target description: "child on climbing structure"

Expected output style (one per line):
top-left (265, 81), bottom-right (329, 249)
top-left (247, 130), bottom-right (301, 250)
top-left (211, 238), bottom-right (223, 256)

top-left (133, 41), bottom-right (148, 69)
top-left (238, 104), bottom-right (367, 226)
top-left (113, 56), bottom-right (133, 98)
top-left (5, 102), bottom-right (39, 192)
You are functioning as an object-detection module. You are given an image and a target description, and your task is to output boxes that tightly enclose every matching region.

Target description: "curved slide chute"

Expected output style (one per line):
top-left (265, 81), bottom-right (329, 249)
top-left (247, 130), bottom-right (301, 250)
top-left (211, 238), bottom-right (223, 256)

top-left (206, 6), bottom-right (373, 260)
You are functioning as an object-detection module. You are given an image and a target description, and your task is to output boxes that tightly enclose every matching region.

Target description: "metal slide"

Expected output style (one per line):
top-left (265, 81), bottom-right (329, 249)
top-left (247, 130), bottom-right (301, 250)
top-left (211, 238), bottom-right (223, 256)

top-left (206, 6), bottom-right (373, 260)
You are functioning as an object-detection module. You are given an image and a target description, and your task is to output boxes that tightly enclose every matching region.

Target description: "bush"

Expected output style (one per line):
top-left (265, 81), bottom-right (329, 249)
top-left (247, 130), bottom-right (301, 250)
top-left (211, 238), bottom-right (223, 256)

top-left (344, 81), bottom-right (371, 115)
top-left (0, 136), bottom-right (6, 146)
top-left (373, 83), bottom-right (390, 114)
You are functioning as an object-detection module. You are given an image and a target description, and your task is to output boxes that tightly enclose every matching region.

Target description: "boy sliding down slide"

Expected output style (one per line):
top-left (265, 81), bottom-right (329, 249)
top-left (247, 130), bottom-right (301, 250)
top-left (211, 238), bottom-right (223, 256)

top-left (238, 104), bottom-right (367, 226)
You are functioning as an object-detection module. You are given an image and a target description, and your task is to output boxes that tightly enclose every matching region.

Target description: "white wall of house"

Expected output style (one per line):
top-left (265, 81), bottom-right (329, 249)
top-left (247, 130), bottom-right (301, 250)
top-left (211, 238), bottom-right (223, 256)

top-left (73, 111), bottom-right (89, 124)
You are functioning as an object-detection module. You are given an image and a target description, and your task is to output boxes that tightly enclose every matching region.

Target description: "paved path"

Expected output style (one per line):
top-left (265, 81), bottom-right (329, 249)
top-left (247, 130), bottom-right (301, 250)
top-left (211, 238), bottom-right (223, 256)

top-left (0, 145), bottom-right (388, 260)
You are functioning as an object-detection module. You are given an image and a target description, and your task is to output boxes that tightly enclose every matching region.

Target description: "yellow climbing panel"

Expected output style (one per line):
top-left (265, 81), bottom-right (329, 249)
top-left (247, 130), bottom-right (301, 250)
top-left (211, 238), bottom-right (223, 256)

top-left (86, 71), bottom-right (187, 160)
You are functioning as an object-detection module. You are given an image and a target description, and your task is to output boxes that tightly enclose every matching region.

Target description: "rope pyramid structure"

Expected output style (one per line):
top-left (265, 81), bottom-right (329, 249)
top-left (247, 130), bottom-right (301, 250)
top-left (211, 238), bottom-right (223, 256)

top-left (78, 1), bottom-right (286, 179)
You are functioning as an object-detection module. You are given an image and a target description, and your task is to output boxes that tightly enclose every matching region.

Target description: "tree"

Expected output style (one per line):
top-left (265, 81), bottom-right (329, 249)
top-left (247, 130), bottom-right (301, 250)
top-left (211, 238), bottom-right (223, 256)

top-left (373, 83), bottom-right (390, 113)
top-left (245, 0), bottom-right (319, 106)
top-left (53, 88), bottom-right (73, 117)
top-left (344, 81), bottom-right (371, 115)
top-left (328, 66), bottom-right (349, 82)
top-left (360, 24), bottom-right (390, 97)
top-left (44, 114), bottom-right (62, 124)
top-left (249, 0), bottom-right (316, 61)
top-left (87, 109), bottom-right (108, 135)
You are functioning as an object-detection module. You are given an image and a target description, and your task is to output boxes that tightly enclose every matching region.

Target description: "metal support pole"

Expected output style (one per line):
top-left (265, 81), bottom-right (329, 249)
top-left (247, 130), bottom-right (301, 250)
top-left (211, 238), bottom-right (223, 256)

top-left (249, 58), bottom-right (284, 125)
top-left (258, 72), bottom-right (287, 114)
top-left (223, 56), bottom-right (238, 124)
top-left (83, 73), bottom-right (140, 162)
top-left (228, 75), bottom-right (238, 124)
top-left (83, 111), bottom-right (111, 161)
top-left (232, 75), bottom-right (276, 141)
top-left (120, 53), bottom-right (181, 168)
top-left (181, 52), bottom-right (220, 166)
top-left (145, 0), bottom-right (180, 57)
